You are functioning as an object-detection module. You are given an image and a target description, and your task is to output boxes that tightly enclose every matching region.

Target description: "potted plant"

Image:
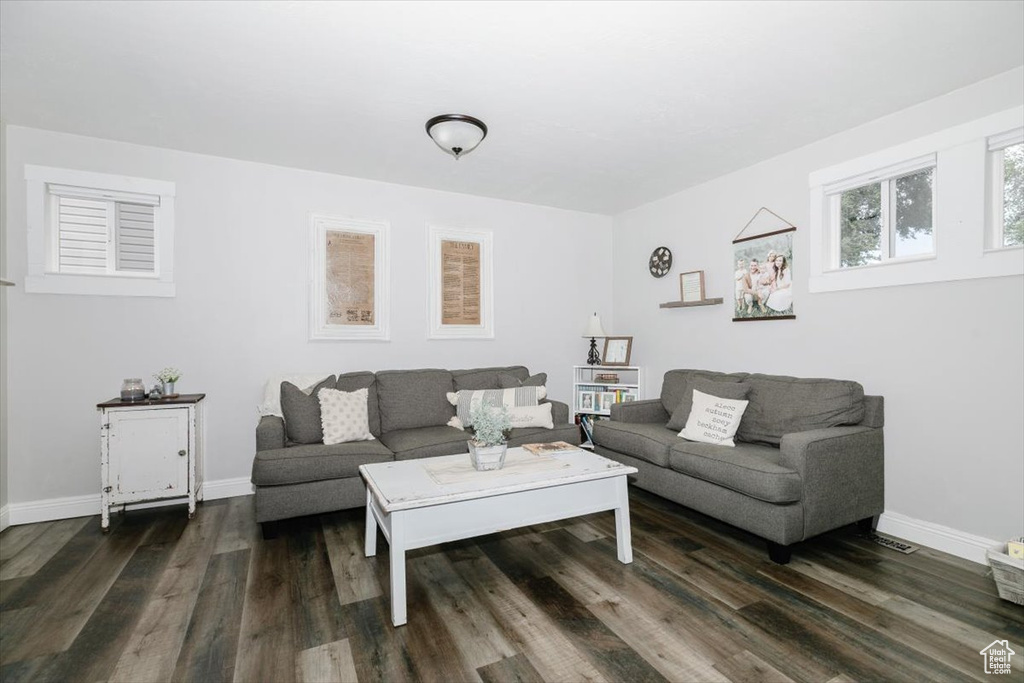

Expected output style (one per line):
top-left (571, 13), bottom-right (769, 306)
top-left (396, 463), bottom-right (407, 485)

top-left (468, 405), bottom-right (512, 471)
top-left (154, 367), bottom-right (183, 396)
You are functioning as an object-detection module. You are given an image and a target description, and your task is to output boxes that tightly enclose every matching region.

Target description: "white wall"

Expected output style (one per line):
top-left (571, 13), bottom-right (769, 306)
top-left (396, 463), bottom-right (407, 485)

top-left (3, 127), bottom-right (612, 506)
top-left (612, 68), bottom-right (1024, 546)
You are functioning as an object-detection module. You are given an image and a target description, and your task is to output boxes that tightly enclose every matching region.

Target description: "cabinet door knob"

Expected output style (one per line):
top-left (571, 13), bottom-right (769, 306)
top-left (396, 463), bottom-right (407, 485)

top-left (178, 450), bottom-right (187, 457)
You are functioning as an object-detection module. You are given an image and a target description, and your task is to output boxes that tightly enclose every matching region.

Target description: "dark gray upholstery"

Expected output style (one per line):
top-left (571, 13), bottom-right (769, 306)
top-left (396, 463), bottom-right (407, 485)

top-left (544, 399), bottom-right (570, 426)
top-left (738, 374), bottom-right (865, 445)
top-left (594, 368), bottom-right (884, 555)
top-left (376, 369), bottom-right (455, 432)
top-left (252, 440), bottom-right (393, 486)
top-left (380, 425), bottom-right (470, 461)
top-left (666, 378), bottom-right (752, 432)
top-left (507, 423), bottom-right (581, 447)
top-left (610, 399), bottom-right (670, 424)
top-left (255, 476), bottom-right (367, 523)
top-left (256, 415), bottom-right (285, 451)
top-left (669, 441), bottom-right (801, 504)
top-left (660, 369), bottom-right (748, 416)
top-left (336, 371), bottom-right (382, 437)
top-left (452, 366), bottom-right (529, 391)
top-left (280, 376), bottom-right (336, 444)
top-left (591, 421), bottom-right (678, 467)
top-left (498, 372), bottom-right (547, 388)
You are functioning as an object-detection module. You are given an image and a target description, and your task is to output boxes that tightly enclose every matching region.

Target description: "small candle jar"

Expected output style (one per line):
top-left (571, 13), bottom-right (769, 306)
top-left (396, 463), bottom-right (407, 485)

top-left (120, 378), bottom-right (146, 402)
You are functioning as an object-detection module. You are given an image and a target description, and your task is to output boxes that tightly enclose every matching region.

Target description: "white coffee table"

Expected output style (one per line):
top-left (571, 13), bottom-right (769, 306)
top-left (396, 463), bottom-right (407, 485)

top-left (359, 447), bottom-right (638, 626)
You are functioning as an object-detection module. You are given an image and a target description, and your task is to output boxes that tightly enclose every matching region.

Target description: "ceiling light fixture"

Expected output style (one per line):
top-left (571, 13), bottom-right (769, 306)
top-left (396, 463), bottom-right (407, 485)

top-left (425, 114), bottom-right (488, 160)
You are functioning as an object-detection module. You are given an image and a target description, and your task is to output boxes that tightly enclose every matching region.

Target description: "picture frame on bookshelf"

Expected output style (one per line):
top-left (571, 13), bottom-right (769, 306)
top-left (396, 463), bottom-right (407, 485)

top-left (623, 393), bottom-right (636, 403)
top-left (599, 393), bottom-right (615, 412)
top-left (602, 336), bottom-right (633, 366)
top-left (579, 391), bottom-right (595, 411)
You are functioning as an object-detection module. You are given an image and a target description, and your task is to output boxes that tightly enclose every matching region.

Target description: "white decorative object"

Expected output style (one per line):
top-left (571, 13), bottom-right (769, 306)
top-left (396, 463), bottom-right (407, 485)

top-left (425, 114), bottom-right (488, 159)
top-left (360, 447), bottom-right (637, 626)
top-left (427, 225), bottom-right (494, 339)
top-left (446, 387), bottom-right (547, 427)
top-left (309, 214), bottom-right (390, 341)
top-left (679, 389), bottom-right (749, 447)
top-left (468, 442), bottom-right (507, 471)
top-left (318, 387), bottom-right (374, 445)
top-left (99, 394), bottom-right (205, 531)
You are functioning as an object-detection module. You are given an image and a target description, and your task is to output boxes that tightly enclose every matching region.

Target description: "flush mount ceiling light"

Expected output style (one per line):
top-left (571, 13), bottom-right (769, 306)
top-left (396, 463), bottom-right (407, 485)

top-left (425, 114), bottom-right (488, 160)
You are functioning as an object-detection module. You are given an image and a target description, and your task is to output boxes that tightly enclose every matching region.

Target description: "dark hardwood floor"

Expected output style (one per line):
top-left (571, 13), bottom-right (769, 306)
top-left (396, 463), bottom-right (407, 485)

top-left (1, 488), bottom-right (1021, 683)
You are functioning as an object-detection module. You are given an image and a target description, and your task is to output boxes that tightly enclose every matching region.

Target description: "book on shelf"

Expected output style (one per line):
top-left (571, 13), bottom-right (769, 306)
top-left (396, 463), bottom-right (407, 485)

top-left (522, 441), bottom-right (581, 456)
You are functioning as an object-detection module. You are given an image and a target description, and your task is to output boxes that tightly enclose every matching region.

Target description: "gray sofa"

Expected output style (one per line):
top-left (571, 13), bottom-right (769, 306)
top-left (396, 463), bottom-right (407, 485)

top-left (592, 369), bottom-right (883, 564)
top-left (251, 365), bottom-right (578, 529)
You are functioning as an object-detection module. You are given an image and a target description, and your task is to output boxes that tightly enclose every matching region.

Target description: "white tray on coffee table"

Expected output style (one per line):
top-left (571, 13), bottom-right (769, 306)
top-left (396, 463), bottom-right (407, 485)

top-left (359, 446), bottom-right (637, 626)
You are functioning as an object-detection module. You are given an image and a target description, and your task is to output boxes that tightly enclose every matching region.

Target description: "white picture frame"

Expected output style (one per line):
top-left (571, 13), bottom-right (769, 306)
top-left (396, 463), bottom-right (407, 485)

top-left (309, 213), bottom-right (390, 341)
top-left (427, 225), bottom-right (494, 340)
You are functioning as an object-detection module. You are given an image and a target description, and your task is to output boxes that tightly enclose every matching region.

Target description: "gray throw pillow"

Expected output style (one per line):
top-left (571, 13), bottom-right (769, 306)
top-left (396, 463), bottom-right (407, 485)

top-left (281, 376), bottom-right (336, 444)
top-left (667, 378), bottom-right (751, 432)
top-left (497, 372), bottom-right (547, 389)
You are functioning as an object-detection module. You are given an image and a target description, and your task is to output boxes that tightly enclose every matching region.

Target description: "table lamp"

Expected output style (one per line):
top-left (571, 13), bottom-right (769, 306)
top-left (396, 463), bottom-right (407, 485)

top-left (582, 313), bottom-right (607, 365)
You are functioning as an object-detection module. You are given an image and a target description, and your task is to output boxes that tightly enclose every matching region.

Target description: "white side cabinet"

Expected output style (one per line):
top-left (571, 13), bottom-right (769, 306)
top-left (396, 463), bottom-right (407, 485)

top-left (98, 394), bottom-right (205, 531)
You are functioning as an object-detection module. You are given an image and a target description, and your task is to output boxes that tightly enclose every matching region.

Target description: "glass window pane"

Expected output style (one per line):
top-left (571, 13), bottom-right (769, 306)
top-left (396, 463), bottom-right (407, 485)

top-left (1004, 143), bottom-right (1024, 247)
top-left (893, 168), bottom-right (934, 258)
top-left (839, 183), bottom-right (882, 267)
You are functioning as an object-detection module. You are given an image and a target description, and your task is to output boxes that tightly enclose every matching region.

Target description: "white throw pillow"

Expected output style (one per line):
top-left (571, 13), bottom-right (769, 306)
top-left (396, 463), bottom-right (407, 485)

top-left (678, 389), bottom-right (749, 447)
top-left (507, 403), bottom-right (554, 430)
top-left (445, 386), bottom-right (547, 427)
top-left (318, 387), bottom-right (375, 445)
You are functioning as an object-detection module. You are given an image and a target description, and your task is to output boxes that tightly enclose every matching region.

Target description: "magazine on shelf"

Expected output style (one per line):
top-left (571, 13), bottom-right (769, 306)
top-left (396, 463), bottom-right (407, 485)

top-left (522, 441), bottom-right (582, 456)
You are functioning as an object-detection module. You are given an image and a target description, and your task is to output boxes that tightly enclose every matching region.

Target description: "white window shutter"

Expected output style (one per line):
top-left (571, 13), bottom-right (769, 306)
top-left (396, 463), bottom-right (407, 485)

top-left (115, 203), bottom-right (156, 272)
top-left (57, 196), bottom-right (108, 274)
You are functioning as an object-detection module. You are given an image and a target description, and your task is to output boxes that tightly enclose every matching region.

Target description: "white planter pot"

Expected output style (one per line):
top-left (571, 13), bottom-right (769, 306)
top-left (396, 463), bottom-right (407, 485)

top-left (468, 441), bottom-right (508, 471)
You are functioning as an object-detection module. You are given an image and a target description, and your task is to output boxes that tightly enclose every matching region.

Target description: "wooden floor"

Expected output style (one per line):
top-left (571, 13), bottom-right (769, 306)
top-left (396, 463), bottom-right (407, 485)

top-left (1, 489), bottom-right (1021, 683)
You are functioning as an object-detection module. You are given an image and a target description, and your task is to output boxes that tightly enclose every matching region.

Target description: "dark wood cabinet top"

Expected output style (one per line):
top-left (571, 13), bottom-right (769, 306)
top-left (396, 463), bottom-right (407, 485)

top-left (97, 393), bottom-right (206, 409)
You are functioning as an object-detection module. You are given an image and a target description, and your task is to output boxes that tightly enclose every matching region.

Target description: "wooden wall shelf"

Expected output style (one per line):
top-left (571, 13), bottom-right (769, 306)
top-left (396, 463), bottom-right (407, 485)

top-left (659, 297), bottom-right (724, 309)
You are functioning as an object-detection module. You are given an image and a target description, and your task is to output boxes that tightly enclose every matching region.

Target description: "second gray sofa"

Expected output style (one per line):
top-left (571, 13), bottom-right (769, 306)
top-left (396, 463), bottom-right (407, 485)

top-left (252, 365), bottom-right (578, 529)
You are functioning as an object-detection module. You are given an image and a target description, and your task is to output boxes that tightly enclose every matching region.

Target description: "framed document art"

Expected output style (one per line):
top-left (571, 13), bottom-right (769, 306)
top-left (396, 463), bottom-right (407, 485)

top-left (679, 270), bottom-right (706, 303)
top-left (309, 214), bottom-right (390, 341)
top-left (602, 336), bottom-right (633, 366)
top-left (428, 225), bottom-right (494, 339)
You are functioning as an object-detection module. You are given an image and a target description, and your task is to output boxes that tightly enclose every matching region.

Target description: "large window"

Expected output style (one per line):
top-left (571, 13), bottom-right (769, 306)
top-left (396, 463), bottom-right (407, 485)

top-left (989, 129), bottom-right (1024, 249)
top-left (827, 157), bottom-right (935, 270)
top-left (25, 166), bottom-right (176, 297)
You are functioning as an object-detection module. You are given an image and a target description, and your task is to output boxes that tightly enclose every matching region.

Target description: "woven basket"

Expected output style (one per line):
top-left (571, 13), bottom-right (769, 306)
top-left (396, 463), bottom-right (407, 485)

top-left (987, 544), bottom-right (1024, 606)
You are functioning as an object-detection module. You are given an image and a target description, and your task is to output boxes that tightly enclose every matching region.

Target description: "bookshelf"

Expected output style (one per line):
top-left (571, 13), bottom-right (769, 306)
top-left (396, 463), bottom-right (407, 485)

top-left (572, 365), bottom-right (643, 446)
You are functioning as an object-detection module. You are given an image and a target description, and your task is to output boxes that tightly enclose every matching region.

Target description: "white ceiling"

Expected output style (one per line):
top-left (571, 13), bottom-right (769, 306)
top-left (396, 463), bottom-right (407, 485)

top-left (2, 1), bottom-right (1022, 215)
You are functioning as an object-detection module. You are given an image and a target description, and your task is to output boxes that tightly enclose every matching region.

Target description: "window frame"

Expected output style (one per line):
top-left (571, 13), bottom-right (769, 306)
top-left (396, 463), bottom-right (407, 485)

top-left (986, 128), bottom-right (1024, 252)
top-left (825, 155), bottom-right (937, 272)
top-left (24, 165), bottom-right (176, 297)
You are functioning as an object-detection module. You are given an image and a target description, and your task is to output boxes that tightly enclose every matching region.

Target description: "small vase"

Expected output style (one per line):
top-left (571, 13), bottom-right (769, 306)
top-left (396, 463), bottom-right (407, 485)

top-left (164, 381), bottom-right (176, 396)
top-left (468, 441), bottom-right (507, 471)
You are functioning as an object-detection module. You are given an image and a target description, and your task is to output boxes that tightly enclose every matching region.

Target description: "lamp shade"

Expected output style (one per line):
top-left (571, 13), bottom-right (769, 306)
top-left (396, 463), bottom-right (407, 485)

top-left (582, 312), bottom-right (607, 338)
top-left (426, 114), bottom-right (488, 159)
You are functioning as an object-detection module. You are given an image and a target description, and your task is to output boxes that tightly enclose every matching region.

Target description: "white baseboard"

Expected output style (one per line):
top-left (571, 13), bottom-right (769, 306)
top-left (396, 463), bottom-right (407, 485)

top-left (877, 510), bottom-right (998, 565)
top-left (5, 476), bottom-right (254, 527)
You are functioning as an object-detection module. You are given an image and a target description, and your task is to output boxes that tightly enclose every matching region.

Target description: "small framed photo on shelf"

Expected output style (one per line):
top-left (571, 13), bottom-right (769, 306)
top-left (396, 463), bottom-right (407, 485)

top-left (602, 336), bottom-right (633, 366)
top-left (623, 393), bottom-right (636, 403)
top-left (679, 270), bottom-right (706, 303)
top-left (599, 393), bottom-right (615, 412)
top-left (579, 391), bottom-right (595, 411)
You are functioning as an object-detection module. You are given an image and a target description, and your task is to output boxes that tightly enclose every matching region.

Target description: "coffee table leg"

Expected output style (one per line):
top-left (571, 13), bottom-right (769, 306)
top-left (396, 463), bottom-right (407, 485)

top-left (390, 512), bottom-right (407, 626)
top-left (614, 477), bottom-right (633, 564)
top-left (364, 488), bottom-right (377, 557)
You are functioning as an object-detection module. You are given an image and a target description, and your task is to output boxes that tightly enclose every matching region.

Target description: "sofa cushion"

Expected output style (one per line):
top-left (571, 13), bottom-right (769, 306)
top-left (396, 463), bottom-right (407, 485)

top-left (738, 374), bottom-right (865, 445)
top-left (336, 371), bottom-right (381, 437)
top-left (591, 421), bottom-right (678, 467)
top-left (669, 441), bottom-right (801, 504)
top-left (506, 423), bottom-right (581, 447)
top-left (379, 426), bottom-right (470, 461)
top-left (498, 372), bottom-right (547, 389)
top-left (252, 440), bottom-right (393, 486)
top-left (661, 369), bottom-right (749, 415)
top-left (376, 369), bottom-right (455, 432)
top-left (667, 378), bottom-right (752, 431)
top-left (452, 366), bottom-right (530, 391)
top-left (280, 376), bottom-right (336, 444)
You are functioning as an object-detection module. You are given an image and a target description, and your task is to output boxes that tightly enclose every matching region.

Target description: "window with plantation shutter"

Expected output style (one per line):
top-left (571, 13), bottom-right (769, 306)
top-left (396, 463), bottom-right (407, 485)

top-left (25, 165), bottom-right (176, 297)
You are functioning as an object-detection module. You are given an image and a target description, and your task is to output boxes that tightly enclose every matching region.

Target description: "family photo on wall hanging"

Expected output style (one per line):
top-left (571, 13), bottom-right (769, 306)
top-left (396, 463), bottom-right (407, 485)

top-left (732, 207), bottom-right (796, 321)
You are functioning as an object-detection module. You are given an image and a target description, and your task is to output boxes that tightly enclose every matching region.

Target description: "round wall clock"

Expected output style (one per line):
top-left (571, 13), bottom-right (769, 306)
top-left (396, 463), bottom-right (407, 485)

top-left (648, 246), bottom-right (673, 278)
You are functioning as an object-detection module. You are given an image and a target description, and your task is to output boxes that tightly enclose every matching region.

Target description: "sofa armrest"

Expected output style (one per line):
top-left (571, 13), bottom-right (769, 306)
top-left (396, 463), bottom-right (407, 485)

top-left (256, 415), bottom-right (286, 452)
top-left (610, 399), bottom-right (670, 424)
top-left (543, 399), bottom-right (570, 425)
top-left (780, 426), bottom-right (884, 538)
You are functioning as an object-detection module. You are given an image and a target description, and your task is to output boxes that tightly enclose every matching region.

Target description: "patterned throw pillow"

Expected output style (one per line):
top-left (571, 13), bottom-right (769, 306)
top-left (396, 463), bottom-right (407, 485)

top-left (446, 386), bottom-right (547, 427)
top-left (679, 389), bottom-right (749, 447)
top-left (318, 388), bottom-right (375, 445)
